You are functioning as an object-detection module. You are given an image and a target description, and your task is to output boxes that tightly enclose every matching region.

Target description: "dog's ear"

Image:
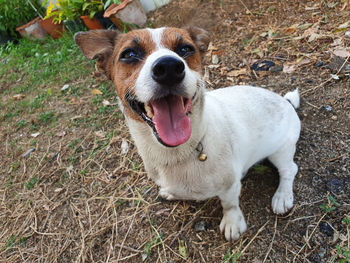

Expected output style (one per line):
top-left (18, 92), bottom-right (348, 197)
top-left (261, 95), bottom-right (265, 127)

top-left (74, 30), bottom-right (119, 79)
top-left (184, 26), bottom-right (210, 55)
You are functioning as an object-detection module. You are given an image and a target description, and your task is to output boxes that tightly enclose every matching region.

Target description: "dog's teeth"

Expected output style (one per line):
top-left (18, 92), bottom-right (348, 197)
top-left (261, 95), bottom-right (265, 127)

top-left (181, 97), bottom-right (185, 109)
top-left (145, 103), bottom-right (153, 118)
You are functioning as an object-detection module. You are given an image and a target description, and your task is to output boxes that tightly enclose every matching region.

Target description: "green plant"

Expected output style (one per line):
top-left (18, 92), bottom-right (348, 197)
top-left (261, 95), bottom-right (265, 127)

top-left (319, 194), bottom-right (340, 213)
top-left (0, 0), bottom-right (44, 37)
top-left (44, 0), bottom-right (105, 23)
top-left (103, 0), bottom-right (121, 10)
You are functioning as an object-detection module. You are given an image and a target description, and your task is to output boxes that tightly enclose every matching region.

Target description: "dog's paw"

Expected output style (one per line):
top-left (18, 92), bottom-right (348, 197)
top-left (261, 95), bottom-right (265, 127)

top-left (220, 209), bottom-right (247, 241)
top-left (272, 190), bottom-right (294, 214)
top-left (159, 188), bottom-right (175, 200)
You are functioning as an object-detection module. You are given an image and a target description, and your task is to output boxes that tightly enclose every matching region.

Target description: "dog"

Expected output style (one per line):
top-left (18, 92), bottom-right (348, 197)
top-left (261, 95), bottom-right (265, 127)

top-left (74, 27), bottom-right (301, 241)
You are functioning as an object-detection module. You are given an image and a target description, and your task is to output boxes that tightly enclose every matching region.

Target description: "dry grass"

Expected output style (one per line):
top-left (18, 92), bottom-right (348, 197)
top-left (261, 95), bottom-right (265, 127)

top-left (1, 0), bottom-right (350, 262)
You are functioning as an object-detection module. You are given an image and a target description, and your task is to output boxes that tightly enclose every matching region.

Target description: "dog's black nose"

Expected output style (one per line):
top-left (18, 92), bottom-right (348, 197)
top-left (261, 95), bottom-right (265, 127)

top-left (152, 56), bottom-right (185, 86)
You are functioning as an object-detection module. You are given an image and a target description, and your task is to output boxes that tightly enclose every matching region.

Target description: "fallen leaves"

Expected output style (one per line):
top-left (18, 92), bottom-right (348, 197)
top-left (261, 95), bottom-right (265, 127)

top-left (91, 89), bottom-right (103, 95)
top-left (13, 94), bottom-right (25, 100)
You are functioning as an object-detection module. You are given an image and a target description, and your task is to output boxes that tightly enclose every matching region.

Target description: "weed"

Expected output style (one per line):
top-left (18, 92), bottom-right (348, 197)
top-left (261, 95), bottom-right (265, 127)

top-left (15, 119), bottom-right (28, 130)
top-left (335, 245), bottom-right (350, 263)
top-left (222, 249), bottom-right (241, 263)
top-left (251, 164), bottom-right (272, 175)
top-left (320, 193), bottom-right (340, 213)
top-left (39, 111), bottom-right (56, 125)
top-left (3, 235), bottom-right (28, 251)
top-left (25, 175), bottom-right (39, 190)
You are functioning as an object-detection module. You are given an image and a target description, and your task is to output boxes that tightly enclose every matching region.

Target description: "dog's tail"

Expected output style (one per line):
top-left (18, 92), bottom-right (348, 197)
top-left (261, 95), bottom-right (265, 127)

top-left (284, 89), bottom-right (300, 109)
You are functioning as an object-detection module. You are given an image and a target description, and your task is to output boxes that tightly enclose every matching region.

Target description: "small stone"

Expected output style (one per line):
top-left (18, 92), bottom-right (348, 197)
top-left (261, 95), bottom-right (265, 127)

top-left (212, 55), bottom-right (219, 64)
top-left (269, 65), bottom-right (283, 72)
top-left (314, 61), bottom-right (324, 67)
top-left (331, 115), bottom-right (338, 120)
top-left (326, 178), bottom-right (344, 194)
top-left (345, 31), bottom-right (350, 39)
top-left (319, 222), bottom-right (334, 237)
top-left (194, 221), bottom-right (206, 231)
top-left (23, 148), bottom-right (35, 157)
top-left (323, 105), bottom-right (332, 112)
top-left (251, 60), bottom-right (275, 71)
top-left (306, 79), bottom-right (313, 83)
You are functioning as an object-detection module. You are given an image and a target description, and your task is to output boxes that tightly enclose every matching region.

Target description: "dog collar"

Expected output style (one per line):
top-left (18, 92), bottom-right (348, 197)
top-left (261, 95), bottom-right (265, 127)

top-left (196, 141), bottom-right (207, 161)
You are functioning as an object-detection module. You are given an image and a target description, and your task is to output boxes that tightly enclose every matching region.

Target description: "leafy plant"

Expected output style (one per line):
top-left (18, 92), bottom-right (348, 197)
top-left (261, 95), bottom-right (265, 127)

top-left (319, 194), bottom-right (340, 213)
top-left (0, 0), bottom-right (44, 37)
top-left (103, 0), bottom-right (121, 10)
top-left (44, 0), bottom-right (105, 23)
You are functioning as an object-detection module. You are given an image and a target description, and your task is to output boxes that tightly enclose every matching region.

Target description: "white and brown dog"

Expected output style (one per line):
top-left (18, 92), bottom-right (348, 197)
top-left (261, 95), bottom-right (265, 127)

top-left (74, 27), bottom-right (301, 241)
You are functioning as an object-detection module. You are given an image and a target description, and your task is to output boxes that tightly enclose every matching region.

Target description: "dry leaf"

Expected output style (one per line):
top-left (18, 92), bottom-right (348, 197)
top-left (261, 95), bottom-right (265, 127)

top-left (61, 84), bottom-right (69, 91)
top-left (283, 64), bottom-right (296, 74)
top-left (337, 21), bottom-right (350, 29)
top-left (56, 131), bottom-right (66, 137)
top-left (121, 139), bottom-right (129, 154)
top-left (102, 100), bottom-right (111, 106)
top-left (308, 33), bottom-right (320, 42)
top-left (227, 68), bottom-right (247, 77)
top-left (13, 94), bottom-right (25, 100)
top-left (178, 240), bottom-right (187, 259)
top-left (95, 130), bottom-right (105, 138)
top-left (285, 27), bottom-right (296, 35)
top-left (333, 47), bottom-right (350, 58)
top-left (207, 42), bottom-right (218, 51)
top-left (31, 132), bottom-right (40, 138)
top-left (298, 58), bottom-right (311, 66)
top-left (92, 89), bottom-right (103, 95)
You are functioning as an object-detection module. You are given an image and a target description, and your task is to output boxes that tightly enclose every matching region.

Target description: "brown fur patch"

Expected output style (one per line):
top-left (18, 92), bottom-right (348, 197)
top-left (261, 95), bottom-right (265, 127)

top-left (162, 28), bottom-right (202, 72)
top-left (111, 30), bottom-right (156, 121)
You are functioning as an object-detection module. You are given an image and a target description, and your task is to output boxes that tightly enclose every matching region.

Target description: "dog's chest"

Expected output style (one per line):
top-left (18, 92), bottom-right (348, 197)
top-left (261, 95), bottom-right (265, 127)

top-left (155, 155), bottom-right (234, 200)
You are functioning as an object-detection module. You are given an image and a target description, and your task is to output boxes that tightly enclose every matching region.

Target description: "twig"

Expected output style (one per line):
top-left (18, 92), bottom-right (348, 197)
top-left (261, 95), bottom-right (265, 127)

top-left (116, 244), bottom-right (141, 253)
top-left (116, 201), bottom-right (140, 262)
top-left (292, 213), bottom-right (327, 262)
top-left (240, 219), bottom-right (270, 255)
top-left (263, 216), bottom-right (278, 262)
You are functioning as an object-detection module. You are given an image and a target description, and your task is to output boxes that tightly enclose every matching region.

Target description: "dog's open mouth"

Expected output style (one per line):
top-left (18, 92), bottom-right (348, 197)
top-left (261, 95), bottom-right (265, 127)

top-left (127, 94), bottom-right (192, 147)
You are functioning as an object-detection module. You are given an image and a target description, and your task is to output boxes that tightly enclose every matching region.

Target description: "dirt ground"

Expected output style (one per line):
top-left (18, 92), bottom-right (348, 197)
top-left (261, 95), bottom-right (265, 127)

top-left (1, 0), bottom-right (350, 262)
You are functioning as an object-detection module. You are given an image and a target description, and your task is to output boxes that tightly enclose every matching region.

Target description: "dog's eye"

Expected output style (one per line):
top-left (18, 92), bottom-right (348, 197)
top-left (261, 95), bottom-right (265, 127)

top-left (119, 48), bottom-right (143, 63)
top-left (176, 44), bottom-right (195, 58)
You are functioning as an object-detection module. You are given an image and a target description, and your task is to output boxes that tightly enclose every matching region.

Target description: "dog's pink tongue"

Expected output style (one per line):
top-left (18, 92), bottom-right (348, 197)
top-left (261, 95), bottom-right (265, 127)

top-left (150, 95), bottom-right (191, 146)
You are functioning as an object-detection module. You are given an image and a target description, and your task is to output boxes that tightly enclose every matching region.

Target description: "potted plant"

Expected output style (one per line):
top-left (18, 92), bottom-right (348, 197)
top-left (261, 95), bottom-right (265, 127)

top-left (44, 0), bottom-right (104, 30)
top-left (103, 0), bottom-right (146, 31)
top-left (0, 0), bottom-right (46, 40)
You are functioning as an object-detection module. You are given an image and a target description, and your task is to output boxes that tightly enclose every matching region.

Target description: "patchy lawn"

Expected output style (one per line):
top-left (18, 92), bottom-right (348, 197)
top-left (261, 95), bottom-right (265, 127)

top-left (1, 0), bottom-right (349, 262)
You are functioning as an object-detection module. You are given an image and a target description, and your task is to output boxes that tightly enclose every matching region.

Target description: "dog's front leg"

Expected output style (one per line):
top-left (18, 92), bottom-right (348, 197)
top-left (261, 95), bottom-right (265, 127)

top-left (219, 181), bottom-right (247, 241)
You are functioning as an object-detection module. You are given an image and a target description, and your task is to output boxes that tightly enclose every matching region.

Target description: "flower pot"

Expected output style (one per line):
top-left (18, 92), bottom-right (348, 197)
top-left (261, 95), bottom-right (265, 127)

top-left (104, 0), bottom-right (147, 30)
top-left (80, 15), bottom-right (103, 30)
top-left (140, 0), bottom-right (171, 12)
top-left (16, 17), bottom-right (47, 39)
top-left (39, 17), bottom-right (64, 39)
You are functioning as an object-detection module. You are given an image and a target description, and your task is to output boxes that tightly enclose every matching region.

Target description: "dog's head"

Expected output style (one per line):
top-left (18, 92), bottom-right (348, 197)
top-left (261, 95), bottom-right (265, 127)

top-left (74, 27), bottom-right (209, 147)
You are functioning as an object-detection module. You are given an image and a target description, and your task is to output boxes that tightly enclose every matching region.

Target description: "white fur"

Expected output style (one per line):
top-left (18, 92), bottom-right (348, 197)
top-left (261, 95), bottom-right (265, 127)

top-left (147, 27), bottom-right (165, 49)
top-left (124, 29), bottom-right (301, 241)
top-left (284, 88), bottom-right (300, 108)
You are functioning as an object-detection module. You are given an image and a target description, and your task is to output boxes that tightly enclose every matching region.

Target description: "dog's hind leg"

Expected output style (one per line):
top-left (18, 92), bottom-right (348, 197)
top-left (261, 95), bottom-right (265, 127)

top-left (219, 180), bottom-right (247, 241)
top-left (268, 141), bottom-right (298, 214)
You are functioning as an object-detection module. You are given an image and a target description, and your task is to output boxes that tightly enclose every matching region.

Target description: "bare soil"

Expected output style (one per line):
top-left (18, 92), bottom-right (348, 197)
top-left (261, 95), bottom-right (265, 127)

top-left (1, 0), bottom-right (349, 262)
